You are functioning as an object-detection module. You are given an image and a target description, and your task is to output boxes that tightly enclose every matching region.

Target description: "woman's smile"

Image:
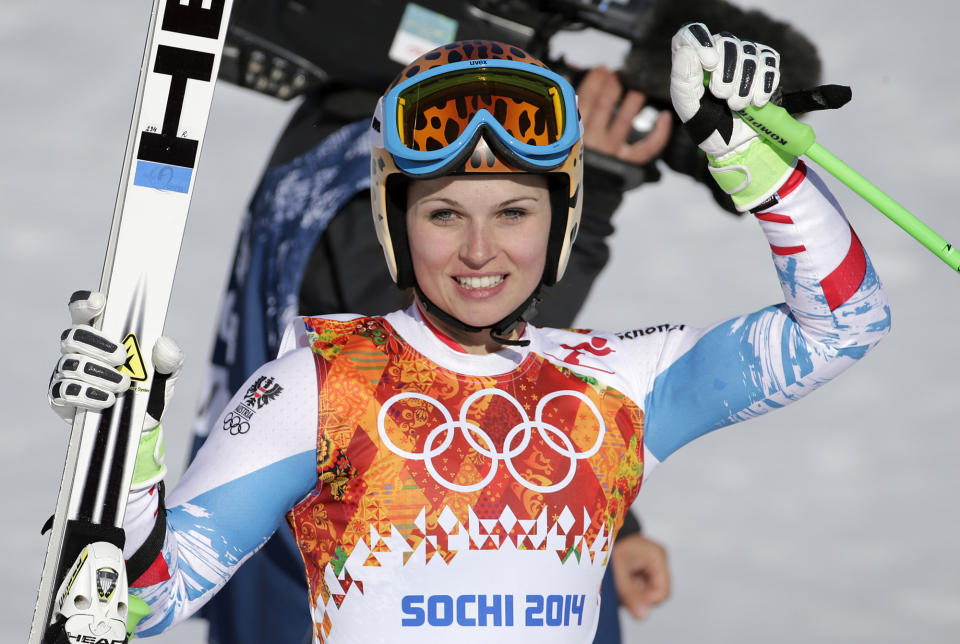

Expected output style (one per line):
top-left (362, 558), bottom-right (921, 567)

top-left (406, 173), bottom-right (552, 350)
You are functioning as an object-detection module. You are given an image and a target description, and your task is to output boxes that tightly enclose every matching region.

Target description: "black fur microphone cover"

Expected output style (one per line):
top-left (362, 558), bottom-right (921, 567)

top-left (622, 0), bottom-right (823, 108)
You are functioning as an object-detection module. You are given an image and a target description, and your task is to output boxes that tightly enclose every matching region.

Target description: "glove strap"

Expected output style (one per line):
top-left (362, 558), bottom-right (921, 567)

top-left (684, 91), bottom-right (735, 147)
top-left (708, 139), bottom-right (796, 211)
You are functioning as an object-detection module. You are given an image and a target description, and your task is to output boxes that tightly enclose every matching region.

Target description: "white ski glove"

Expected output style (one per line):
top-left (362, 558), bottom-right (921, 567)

top-left (670, 23), bottom-right (795, 210)
top-left (48, 291), bottom-right (130, 421)
top-left (48, 290), bottom-right (184, 489)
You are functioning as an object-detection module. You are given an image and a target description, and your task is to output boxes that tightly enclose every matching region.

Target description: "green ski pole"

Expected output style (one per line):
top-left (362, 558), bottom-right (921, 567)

top-left (721, 85), bottom-right (960, 273)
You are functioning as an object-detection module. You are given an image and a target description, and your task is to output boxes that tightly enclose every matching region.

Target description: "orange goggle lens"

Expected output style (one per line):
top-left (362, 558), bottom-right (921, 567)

top-left (396, 68), bottom-right (566, 152)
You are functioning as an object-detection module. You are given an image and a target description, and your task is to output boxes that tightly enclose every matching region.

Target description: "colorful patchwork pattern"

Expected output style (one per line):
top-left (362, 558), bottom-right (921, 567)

top-left (287, 316), bottom-right (644, 642)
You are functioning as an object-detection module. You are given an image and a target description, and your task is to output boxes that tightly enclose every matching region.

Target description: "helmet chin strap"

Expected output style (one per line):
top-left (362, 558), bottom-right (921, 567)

top-left (413, 284), bottom-right (541, 348)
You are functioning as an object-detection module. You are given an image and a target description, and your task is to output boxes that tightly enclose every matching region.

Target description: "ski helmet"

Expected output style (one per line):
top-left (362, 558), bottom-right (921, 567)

top-left (370, 40), bottom-right (584, 301)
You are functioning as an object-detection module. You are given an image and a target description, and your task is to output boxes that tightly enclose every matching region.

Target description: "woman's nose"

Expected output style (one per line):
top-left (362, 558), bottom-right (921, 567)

top-left (459, 220), bottom-right (497, 267)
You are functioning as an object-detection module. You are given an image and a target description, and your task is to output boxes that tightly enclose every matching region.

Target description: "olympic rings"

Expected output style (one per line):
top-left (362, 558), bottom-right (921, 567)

top-left (377, 388), bottom-right (606, 493)
top-left (222, 412), bottom-right (250, 436)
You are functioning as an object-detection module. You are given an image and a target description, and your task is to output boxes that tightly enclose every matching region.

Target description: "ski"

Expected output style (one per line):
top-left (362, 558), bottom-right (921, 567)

top-left (29, 1), bottom-right (234, 641)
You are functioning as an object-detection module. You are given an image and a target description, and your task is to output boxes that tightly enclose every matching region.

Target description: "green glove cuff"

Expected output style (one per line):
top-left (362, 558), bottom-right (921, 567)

top-left (132, 423), bottom-right (166, 490)
top-left (708, 139), bottom-right (796, 211)
top-left (127, 594), bottom-right (150, 639)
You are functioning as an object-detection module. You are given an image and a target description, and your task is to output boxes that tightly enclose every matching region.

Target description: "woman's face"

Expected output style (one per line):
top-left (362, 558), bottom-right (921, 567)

top-left (406, 173), bottom-right (551, 333)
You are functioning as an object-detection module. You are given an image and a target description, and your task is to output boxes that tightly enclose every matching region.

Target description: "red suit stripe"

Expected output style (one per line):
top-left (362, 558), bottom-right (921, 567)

top-left (777, 161), bottom-right (808, 200)
top-left (755, 212), bottom-right (794, 224)
top-left (130, 554), bottom-right (171, 588)
top-left (770, 244), bottom-right (806, 256)
top-left (821, 225), bottom-right (867, 310)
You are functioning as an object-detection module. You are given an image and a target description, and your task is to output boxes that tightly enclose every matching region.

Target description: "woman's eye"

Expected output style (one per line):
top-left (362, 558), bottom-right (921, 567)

top-left (429, 209), bottom-right (457, 223)
top-left (501, 208), bottom-right (527, 220)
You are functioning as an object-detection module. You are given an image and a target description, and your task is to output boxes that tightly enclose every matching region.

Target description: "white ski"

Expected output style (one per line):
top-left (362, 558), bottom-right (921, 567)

top-left (29, 1), bottom-right (235, 640)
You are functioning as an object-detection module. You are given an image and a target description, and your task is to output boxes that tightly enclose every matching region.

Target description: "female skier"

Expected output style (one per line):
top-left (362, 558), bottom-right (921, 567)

top-left (49, 23), bottom-right (889, 642)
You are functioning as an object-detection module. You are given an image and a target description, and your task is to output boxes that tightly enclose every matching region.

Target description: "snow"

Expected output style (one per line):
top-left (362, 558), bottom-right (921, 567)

top-left (4, 1), bottom-right (958, 642)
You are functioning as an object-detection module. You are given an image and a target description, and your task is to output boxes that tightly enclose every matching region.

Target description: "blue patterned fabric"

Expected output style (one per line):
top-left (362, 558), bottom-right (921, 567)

top-left (214, 119), bottom-right (372, 376)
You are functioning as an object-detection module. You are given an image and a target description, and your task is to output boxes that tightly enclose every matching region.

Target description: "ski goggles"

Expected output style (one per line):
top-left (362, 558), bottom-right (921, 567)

top-left (375, 58), bottom-right (581, 176)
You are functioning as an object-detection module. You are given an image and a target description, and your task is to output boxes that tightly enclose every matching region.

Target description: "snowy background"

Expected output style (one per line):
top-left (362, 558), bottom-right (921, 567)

top-left (4, 1), bottom-right (959, 642)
